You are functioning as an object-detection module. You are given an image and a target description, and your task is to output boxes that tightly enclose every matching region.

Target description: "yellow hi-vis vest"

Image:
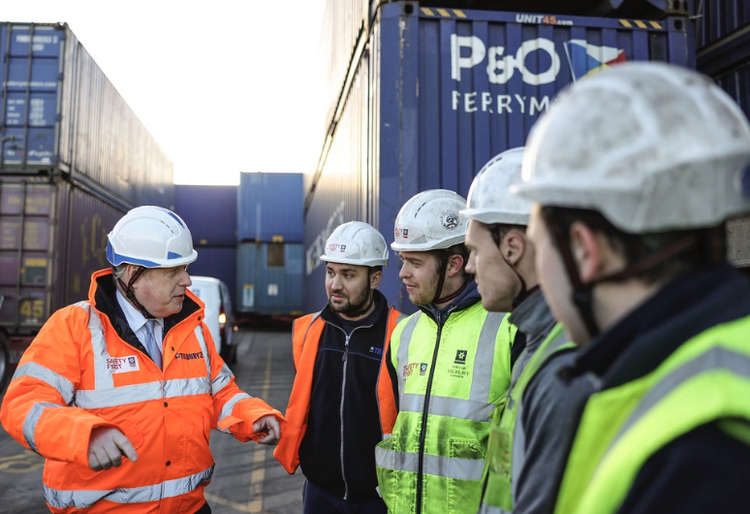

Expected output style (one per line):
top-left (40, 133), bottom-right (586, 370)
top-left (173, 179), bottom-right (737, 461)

top-left (375, 301), bottom-right (515, 514)
top-left (479, 323), bottom-right (574, 514)
top-left (555, 314), bottom-right (750, 514)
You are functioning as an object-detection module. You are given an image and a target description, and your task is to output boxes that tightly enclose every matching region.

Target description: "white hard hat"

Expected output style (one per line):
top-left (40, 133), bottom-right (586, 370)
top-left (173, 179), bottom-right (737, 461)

top-left (106, 206), bottom-right (198, 268)
top-left (461, 147), bottom-right (530, 225)
top-left (391, 189), bottom-right (468, 252)
top-left (320, 221), bottom-right (389, 267)
top-left (512, 61), bottom-right (750, 233)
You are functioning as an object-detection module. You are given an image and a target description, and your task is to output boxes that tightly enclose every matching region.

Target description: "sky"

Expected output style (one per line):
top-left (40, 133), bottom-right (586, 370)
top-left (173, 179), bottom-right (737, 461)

top-left (4, 1), bottom-right (329, 185)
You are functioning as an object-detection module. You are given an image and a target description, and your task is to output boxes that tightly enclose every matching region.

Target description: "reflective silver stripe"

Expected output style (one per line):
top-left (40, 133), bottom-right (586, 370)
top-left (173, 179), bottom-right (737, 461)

top-left (375, 447), bottom-right (484, 481)
top-left (400, 393), bottom-right (495, 422)
top-left (607, 346), bottom-right (750, 455)
top-left (75, 377), bottom-right (210, 408)
top-left (23, 402), bottom-right (60, 453)
top-left (478, 502), bottom-right (512, 514)
top-left (396, 313), bottom-right (422, 395)
top-left (74, 301), bottom-right (115, 391)
top-left (218, 392), bottom-right (252, 433)
top-left (211, 363), bottom-right (235, 395)
top-left (43, 464), bottom-right (214, 508)
top-left (194, 325), bottom-right (211, 378)
top-left (470, 312), bottom-right (505, 405)
top-left (12, 362), bottom-right (74, 405)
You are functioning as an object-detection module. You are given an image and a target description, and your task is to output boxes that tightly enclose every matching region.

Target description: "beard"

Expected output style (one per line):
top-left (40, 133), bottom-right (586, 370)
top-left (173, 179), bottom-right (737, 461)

top-left (329, 282), bottom-right (373, 317)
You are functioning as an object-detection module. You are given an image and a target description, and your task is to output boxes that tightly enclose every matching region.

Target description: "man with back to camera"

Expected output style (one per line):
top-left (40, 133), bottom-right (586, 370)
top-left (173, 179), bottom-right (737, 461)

top-left (374, 189), bottom-right (515, 514)
top-left (274, 221), bottom-right (402, 514)
top-left (513, 62), bottom-right (750, 513)
top-left (461, 146), bottom-right (580, 514)
top-left (0, 205), bottom-right (282, 513)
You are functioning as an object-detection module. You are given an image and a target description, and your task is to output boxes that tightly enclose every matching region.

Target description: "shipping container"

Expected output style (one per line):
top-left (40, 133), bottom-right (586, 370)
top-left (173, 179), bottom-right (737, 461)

top-left (188, 245), bottom-right (238, 313)
top-left (0, 176), bottom-right (124, 369)
top-left (236, 242), bottom-right (303, 316)
top-left (175, 185), bottom-right (237, 246)
top-left (304, 2), bottom-right (694, 313)
top-left (0, 22), bottom-right (173, 209)
top-left (694, 1), bottom-right (750, 268)
top-left (237, 172), bottom-right (303, 243)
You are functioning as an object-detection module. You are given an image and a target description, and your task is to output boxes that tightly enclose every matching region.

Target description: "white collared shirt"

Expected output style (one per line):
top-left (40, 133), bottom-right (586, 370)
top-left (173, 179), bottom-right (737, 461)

top-left (115, 288), bottom-right (164, 355)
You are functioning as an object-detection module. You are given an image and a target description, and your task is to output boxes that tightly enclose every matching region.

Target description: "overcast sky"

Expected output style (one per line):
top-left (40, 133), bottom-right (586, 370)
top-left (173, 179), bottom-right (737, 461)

top-left (5, 1), bottom-right (328, 184)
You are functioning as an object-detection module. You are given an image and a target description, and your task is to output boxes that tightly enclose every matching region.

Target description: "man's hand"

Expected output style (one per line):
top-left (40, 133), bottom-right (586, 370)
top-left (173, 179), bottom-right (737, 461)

top-left (253, 415), bottom-right (281, 445)
top-left (88, 426), bottom-right (138, 470)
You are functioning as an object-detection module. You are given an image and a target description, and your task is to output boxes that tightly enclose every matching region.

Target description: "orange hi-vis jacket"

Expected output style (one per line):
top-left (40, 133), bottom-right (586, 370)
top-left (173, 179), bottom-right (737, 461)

top-left (0, 269), bottom-right (282, 513)
top-left (274, 307), bottom-right (401, 474)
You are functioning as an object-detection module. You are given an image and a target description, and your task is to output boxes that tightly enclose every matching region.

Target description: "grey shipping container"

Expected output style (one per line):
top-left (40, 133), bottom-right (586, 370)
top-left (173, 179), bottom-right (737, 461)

top-left (236, 242), bottom-right (303, 316)
top-left (237, 172), bottom-right (303, 243)
top-left (0, 176), bottom-right (124, 374)
top-left (0, 22), bottom-right (173, 210)
top-left (304, 2), bottom-right (694, 313)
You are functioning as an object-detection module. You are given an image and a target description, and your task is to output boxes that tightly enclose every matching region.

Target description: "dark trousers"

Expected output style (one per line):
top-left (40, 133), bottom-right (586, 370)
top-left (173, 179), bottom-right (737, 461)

top-left (195, 502), bottom-right (211, 514)
top-left (303, 480), bottom-right (387, 514)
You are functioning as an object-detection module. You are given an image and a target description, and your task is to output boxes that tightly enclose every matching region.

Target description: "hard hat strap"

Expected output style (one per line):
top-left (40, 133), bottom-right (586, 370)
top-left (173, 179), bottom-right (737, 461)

top-left (117, 266), bottom-right (157, 319)
top-left (489, 224), bottom-right (533, 309)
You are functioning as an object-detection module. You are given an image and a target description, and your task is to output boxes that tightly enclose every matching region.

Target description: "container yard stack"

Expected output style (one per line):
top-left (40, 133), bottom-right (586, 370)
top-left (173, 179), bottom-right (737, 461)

top-left (304, 1), bottom-right (694, 313)
top-left (236, 172), bottom-right (304, 318)
top-left (174, 184), bottom-right (238, 306)
top-left (695, 1), bottom-right (750, 271)
top-left (0, 23), bottom-right (173, 391)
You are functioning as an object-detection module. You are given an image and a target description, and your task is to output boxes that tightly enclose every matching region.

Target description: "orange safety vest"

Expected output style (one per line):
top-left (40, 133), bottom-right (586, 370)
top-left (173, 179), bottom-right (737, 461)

top-left (274, 307), bottom-right (401, 473)
top-left (0, 269), bottom-right (282, 513)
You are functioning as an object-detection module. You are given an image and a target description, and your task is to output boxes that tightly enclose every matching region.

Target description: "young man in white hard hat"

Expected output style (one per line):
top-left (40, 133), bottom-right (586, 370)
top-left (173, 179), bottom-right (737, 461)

top-left (0, 205), bottom-right (282, 513)
top-left (275, 221), bottom-right (401, 514)
top-left (461, 147), bottom-right (577, 514)
top-left (374, 189), bottom-right (515, 514)
top-left (513, 62), bottom-right (750, 513)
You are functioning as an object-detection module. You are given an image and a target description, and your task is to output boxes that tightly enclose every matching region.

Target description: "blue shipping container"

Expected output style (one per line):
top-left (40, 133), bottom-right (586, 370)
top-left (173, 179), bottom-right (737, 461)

top-left (303, 3), bottom-right (694, 313)
top-left (175, 185), bottom-right (238, 246)
top-left (188, 246), bottom-right (237, 312)
top-left (0, 22), bottom-right (173, 210)
top-left (237, 172), bottom-right (303, 243)
top-left (236, 243), bottom-right (303, 315)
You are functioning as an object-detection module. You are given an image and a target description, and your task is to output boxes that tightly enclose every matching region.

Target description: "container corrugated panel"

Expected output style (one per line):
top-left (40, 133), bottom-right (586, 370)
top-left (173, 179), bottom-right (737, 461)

top-left (236, 243), bottom-right (303, 315)
top-left (174, 185), bottom-right (238, 246)
top-left (0, 176), bottom-right (123, 333)
top-left (697, 0), bottom-right (750, 47)
top-left (0, 23), bottom-right (173, 210)
top-left (304, 2), bottom-right (694, 313)
top-left (237, 173), bottom-right (303, 243)
top-left (188, 246), bottom-right (238, 312)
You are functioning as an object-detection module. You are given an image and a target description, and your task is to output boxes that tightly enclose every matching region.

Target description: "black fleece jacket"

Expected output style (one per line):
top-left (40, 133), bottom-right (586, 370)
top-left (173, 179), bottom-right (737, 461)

top-left (299, 289), bottom-right (393, 501)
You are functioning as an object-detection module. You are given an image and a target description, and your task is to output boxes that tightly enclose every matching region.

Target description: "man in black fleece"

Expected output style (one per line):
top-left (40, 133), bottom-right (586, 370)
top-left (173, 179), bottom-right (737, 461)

top-left (274, 221), bottom-right (401, 514)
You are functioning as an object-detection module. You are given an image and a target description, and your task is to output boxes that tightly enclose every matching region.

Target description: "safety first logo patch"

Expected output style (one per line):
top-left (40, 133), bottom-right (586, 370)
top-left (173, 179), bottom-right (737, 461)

top-left (106, 355), bottom-right (139, 374)
top-left (403, 362), bottom-right (428, 378)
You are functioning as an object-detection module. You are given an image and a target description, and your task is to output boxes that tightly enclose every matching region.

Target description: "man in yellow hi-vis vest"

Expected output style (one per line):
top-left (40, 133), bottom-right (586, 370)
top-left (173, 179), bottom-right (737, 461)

top-left (461, 147), bottom-right (576, 514)
top-left (514, 62), bottom-right (750, 514)
top-left (375, 189), bottom-right (515, 514)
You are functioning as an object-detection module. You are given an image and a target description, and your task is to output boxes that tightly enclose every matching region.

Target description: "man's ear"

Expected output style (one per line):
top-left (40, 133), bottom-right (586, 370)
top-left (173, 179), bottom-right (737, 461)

top-left (369, 269), bottom-right (383, 289)
top-left (500, 229), bottom-right (526, 266)
top-left (445, 253), bottom-right (465, 278)
top-left (569, 222), bottom-right (606, 283)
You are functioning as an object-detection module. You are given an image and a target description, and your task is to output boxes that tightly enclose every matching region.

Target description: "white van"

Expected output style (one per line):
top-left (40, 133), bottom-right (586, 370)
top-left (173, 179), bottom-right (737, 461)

top-left (189, 276), bottom-right (237, 364)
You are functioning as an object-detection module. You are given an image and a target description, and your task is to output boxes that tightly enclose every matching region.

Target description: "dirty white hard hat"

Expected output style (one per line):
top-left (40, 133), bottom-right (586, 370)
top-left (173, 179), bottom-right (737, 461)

top-left (512, 61), bottom-right (750, 232)
top-left (461, 147), bottom-right (530, 225)
top-left (106, 206), bottom-right (198, 268)
top-left (320, 221), bottom-right (389, 267)
top-left (391, 189), bottom-right (468, 252)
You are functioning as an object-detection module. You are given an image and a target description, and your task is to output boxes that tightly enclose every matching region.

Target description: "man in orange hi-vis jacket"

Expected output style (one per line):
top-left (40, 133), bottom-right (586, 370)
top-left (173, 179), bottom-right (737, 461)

top-left (0, 205), bottom-right (283, 513)
top-left (274, 221), bottom-right (401, 514)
